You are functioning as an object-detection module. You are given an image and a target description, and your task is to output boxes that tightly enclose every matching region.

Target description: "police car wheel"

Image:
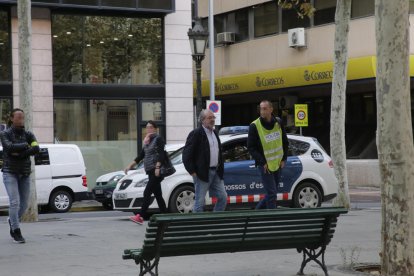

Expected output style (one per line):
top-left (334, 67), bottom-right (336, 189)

top-left (293, 182), bottom-right (322, 208)
top-left (169, 184), bottom-right (195, 213)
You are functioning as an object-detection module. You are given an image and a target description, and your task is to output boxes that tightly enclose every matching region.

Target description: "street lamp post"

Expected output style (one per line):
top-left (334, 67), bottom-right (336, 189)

top-left (188, 18), bottom-right (209, 125)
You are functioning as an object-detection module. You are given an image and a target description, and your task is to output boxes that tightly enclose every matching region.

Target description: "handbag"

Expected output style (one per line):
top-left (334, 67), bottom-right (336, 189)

top-left (160, 150), bottom-right (176, 177)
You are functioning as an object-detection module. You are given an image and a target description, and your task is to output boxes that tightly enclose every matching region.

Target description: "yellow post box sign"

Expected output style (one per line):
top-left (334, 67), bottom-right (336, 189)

top-left (294, 104), bottom-right (308, 127)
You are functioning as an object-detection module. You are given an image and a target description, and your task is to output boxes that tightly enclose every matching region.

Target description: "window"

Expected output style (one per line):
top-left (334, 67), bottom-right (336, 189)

top-left (222, 140), bottom-right (252, 162)
top-left (62, 0), bottom-right (98, 5)
top-left (227, 9), bottom-right (249, 42)
top-left (282, 8), bottom-right (310, 32)
top-left (52, 14), bottom-right (163, 85)
top-left (101, 0), bottom-right (135, 8)
top-left (254, 2), bottom-right (279, 37)
top-left (351, 0), bottom-right (374, 18)
top-left (314, 0), bottom-right (336, 26)
top-left (288, 139), bottom-right (310, 156)
top-left (54, 99), bottom-right (138, 184)
top-left (0, 9), bottom-right (10, 82)
top-left (35, 148), bottom-right (50, 166)
top-left (141, 101), bottom-right (162, 121)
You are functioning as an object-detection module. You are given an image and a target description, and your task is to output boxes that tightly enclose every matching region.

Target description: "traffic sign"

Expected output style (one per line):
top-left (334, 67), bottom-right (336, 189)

top-left (294, 104), bottom-right (308, 127)
top-left (206, 100), bottom-right (221, 125)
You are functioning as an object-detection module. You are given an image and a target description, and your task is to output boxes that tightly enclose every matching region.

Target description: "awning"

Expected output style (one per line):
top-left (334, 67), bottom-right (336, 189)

top-left (198, 55), bottom-right (414, 97)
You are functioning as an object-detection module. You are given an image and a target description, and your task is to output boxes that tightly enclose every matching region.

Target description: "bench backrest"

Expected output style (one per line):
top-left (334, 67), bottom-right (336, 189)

top-left (141, 207), bottom-right (348, 260)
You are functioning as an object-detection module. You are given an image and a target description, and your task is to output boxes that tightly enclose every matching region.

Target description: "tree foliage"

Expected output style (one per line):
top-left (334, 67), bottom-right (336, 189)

top-left (277, 0), bottom-right (315, 18)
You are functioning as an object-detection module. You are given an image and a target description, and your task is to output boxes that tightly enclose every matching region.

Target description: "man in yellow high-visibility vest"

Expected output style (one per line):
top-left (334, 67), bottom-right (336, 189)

top-left (248, 100), bottom-right (289, 209)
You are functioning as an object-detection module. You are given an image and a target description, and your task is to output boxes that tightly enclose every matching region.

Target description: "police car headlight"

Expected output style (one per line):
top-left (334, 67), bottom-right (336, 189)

top-left (134, 178), bottom-right (149, 187)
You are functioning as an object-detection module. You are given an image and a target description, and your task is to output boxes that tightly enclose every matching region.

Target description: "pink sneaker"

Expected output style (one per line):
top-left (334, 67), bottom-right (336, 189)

top-left (129, 214), bottom-right (144, 225)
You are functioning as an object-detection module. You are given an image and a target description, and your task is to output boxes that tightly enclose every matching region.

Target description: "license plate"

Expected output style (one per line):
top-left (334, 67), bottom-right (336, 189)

top-left (114, 193), bottom-right (127, 199)
top-left (94, 189), bottom-right (103, 195)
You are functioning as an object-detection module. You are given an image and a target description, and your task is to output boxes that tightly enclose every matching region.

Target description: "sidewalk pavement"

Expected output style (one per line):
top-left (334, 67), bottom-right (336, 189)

top-left (0, 208), bottom-right (381, 276)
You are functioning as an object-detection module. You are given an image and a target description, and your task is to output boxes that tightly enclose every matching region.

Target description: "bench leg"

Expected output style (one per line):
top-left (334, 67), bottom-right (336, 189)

top-left (297, 246), bottom-right (328, 276)
top-left (138, 258), bottom-right (160, 276)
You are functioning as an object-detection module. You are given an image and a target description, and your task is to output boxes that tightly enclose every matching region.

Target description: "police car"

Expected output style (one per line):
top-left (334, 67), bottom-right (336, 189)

top-left (112, 131), bottom-right (338, 213)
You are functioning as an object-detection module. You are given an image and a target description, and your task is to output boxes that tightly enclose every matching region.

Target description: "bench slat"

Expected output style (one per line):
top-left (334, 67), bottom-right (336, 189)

top-left (150, 208), bottom-right (347, 223)
top-left (143, 229), bottom-right (336, 247)
top-left (145, 223), bottom-right (335, 238)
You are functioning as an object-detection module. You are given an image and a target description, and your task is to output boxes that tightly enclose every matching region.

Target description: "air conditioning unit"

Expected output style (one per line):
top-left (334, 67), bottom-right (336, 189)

top-left (288, 28), bottom-right (306, 48)
top-left (217, 32), bottom-right (235, 45)
top-left (279, 96), bottom-right (298, 109)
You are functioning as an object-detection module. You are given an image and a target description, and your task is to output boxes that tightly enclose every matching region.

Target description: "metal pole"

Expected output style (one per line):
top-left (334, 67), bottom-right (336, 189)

top-left (208, 0), bottom-right (215, 100)
top-left (195, 58), bottom-right (202, 126)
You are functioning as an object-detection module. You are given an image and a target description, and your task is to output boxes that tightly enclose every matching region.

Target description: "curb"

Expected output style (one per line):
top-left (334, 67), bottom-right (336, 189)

top-left (70, 206), bottom-right (105, 212)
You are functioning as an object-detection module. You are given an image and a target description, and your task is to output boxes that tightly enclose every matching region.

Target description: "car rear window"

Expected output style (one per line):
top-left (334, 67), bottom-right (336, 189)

top-left (288, 139), bottom-right (310, 156)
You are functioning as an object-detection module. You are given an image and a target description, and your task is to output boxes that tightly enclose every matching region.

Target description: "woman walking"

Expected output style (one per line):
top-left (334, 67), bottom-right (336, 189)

top-left (124, 120), bottom-right (167, 224)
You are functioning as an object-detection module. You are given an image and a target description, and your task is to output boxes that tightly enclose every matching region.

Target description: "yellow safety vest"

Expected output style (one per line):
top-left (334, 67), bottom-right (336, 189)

top-left (253, 118), bottom-right (284, 172)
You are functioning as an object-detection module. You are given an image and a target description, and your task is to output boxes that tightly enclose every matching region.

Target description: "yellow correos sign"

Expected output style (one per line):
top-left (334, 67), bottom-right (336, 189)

top-left (294, 104), bottom-right (308, 127)
top-left (196, 55), bottom-right (401, 97)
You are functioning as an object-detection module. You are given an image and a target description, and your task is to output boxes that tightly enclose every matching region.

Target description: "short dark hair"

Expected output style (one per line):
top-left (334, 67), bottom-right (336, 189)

top-left (7, 108), bottom-right (24, 127)
top-left (146, 120), bottom-right (158, 129)
top-left (260, 100), bottom-right (273, 108)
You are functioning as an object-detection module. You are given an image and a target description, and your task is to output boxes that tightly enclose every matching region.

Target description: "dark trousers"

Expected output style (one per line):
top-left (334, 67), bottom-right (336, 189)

top-left (256, 166), bottom-right (281, 209)
top-left (140, 170), bottom-right (167, 216)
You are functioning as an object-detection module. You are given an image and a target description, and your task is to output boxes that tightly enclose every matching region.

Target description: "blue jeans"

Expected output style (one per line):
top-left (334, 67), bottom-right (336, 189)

top-left (3, 172), bottom-right (31, 230)
top-left (256, 166), bottom-right (280, 209)
top-left (193, 169), bottom-right (227, 212)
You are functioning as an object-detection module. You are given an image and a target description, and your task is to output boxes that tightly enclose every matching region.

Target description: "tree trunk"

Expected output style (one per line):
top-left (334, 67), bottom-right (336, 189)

top-left (18, 0), bottom-right (38, 222)
top-left (375, 0), bottom-right (414, 275)
top-left (330, 0), bottom-right (351, 209)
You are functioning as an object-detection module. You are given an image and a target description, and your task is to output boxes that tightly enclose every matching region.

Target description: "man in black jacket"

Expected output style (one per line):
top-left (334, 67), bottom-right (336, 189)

top-left (248, 100), bottom-right (289, 209)
top-left (1, 108), bottom-right (39, 243)
top-left (182, 109), bottom-right (227, 212)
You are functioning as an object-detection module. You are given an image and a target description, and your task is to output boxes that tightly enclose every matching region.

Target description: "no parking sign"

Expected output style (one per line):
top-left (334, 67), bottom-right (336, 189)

top-left (206, 100), bottom-right (221, 125)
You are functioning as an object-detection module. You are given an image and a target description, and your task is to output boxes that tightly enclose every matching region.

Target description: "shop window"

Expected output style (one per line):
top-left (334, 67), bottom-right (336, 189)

top-left (138, 0), bottom-right (173, 10)
top-left (32, 0), bottom-right (60, 3)
top-left (52, 14), bottom-right (163, 85)
top-left (62, 0), bottom-right (98, 5)
top-left (282, 8), bottom-right (310, 32)
top-left (254, 2), bottom-right (279, 37)
top-left (0, 9), bottom-right (11, 82)
top-left (0, 99), bottom-right (11, 127)
top-left (101, 0), bottom-right (135, 8)
top-left (314, 0), bottom-right (336, 26)
top-left (351, 0), bottom-right (374, 18)
top-left (141, 101), bottom-right (162, 121)
top-left (54, 99), bottom-right (138, 186)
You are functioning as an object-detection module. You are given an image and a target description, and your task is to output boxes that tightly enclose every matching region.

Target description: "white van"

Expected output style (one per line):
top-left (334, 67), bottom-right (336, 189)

top-left (0, 144), bottom-right (90, 213)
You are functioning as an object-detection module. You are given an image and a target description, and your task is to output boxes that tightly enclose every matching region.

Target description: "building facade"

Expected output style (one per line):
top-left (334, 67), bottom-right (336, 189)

top-left (197, 0), bottom-right (414, 162)
top-left (0, 0), bottom-right (194, 185)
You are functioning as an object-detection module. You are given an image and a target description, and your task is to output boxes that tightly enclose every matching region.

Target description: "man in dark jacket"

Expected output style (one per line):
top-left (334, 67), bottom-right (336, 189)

top-left (182, 109), bottom-right (227, 212)
top-left (248, 100), bottom-right (289, 209)
top-left (0, 108), bottom-right (39, 243)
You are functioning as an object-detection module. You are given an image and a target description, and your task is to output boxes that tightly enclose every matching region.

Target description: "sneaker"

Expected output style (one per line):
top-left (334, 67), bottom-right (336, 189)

top-left (129, 214), bottom-right (144, 225)
top-left (12, 228), bottom-right (25, 244)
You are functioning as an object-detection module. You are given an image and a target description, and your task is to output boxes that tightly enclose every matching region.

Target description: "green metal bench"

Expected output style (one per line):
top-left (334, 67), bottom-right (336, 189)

top-left (123, 207), bottom-right (348, 276)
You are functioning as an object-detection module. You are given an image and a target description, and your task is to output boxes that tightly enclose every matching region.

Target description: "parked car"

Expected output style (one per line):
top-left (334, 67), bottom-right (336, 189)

top-left (0, 144), bottom-right (90, 213)
top-left (92, 143), bottom-right (184, 210)
top-left (112, 133), bottom-right (338, 213)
